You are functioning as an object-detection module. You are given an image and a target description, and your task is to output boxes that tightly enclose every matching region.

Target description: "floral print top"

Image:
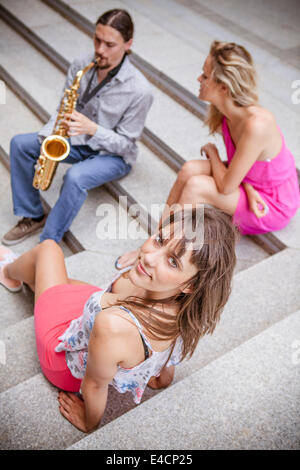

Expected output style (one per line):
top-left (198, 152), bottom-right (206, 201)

top-left (55, 267), bottom-right (183, 404)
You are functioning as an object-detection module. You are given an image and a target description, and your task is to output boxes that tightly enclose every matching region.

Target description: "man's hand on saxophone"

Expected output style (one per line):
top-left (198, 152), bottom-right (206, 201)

top-left (61, 110), bottom-right (98, 137)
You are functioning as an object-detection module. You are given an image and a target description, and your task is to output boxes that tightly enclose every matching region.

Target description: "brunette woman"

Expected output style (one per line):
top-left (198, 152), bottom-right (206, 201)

top-left (0, 207), bottom-right (237, 433)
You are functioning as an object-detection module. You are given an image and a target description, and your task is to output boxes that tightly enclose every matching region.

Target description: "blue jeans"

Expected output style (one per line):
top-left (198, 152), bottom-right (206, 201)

top-left (10, 132), bottom-right (131, 242)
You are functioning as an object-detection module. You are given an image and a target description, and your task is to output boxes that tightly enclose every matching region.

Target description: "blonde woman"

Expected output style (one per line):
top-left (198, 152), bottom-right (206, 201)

top-left (116, 41), bottom-right (299, 270)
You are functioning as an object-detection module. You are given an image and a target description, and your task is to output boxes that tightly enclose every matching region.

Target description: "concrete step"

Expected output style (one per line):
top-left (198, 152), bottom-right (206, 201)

top-left (0, 373), bottom-right (85, 449)
top-left (176, 0), bottom-right (300, 69)
top-left (69, 308), bottom-right (300, 450)
top-left (1, 245), bottom-right (299, 449)
top-left (0, 316), bottom-right (38, 393)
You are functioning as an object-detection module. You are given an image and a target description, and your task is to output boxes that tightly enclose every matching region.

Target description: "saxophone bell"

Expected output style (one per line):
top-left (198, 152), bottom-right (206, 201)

top-left (41, 135), bottom-right (70, 162)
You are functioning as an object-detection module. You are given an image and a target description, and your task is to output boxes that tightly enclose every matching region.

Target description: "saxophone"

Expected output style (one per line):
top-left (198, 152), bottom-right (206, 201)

top-left (33, 58), bottom-right (100, 191)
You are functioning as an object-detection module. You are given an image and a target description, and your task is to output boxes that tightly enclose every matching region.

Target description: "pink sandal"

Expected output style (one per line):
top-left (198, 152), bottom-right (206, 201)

top-left (0, 245), bottom-right (23, 292)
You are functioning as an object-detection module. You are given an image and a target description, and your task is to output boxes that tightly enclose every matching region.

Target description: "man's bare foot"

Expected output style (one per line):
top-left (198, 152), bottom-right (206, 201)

top-left (115, 249), bottom-right (139, 270)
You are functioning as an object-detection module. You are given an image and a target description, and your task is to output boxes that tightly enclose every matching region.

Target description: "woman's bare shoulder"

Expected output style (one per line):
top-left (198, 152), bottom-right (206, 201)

top-left (242, 107), bottom-right (277, 140)
top-left (93, 305), bottom-right (138, 338)
top-left (246, 106), bottom-right (276, 129)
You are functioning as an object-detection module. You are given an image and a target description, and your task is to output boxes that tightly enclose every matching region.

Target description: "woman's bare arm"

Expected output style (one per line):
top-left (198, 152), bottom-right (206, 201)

top-left (203, 118), bottom-right (267, 195)
top-left (59, 309), bottom-right (125, 432)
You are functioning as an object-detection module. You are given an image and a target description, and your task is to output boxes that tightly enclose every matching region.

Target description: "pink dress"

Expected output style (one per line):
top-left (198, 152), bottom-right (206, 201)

top-left (222, 117), bottom-right (300, 235)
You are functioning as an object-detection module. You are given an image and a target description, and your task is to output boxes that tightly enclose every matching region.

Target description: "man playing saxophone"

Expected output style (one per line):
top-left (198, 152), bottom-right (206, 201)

top-left (2, 9), bottom-right (153, 246)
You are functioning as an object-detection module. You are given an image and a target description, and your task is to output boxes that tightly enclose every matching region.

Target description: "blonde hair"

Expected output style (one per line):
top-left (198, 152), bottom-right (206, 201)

top-left (206, 41), bottom-right (258, 133)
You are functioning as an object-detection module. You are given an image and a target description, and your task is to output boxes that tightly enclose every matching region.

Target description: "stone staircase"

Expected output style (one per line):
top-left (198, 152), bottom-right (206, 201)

top-left (0, 0), bottom-right (299, 450)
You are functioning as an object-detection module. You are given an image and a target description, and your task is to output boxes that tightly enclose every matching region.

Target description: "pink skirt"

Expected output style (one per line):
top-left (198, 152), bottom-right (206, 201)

top-left (34, 283), bottom-right (102, 391)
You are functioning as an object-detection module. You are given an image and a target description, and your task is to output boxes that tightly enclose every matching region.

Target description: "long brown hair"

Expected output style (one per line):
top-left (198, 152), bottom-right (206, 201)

top-left (206, 41), bottom-right (258, 133)
top-left (116, 206), bottom-right (238, 361)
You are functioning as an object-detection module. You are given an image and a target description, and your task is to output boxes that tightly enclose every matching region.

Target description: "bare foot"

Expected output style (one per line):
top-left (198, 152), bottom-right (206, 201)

top-left (116, 249), bottom-right (139, 270)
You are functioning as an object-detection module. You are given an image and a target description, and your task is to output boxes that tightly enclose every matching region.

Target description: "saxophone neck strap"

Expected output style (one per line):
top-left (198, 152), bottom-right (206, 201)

top-left (76, 54), bottom-right (126, 111)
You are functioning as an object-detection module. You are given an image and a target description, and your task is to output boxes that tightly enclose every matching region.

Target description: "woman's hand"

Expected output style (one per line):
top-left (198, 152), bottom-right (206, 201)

top-left (244, 183), bottom-right (269, 218)
top-left (61, 110), bottom-right (98, 137)
top-left (147, 366), bottom-right (175, 389)
top-left (200, 143), bottom-right (219, 160)
top-left (147, 375), bottom-right (161, 389)
top-left (58, 391), bottom-right (89, 433)
top-left (200, 143), bottom-right (228, 193)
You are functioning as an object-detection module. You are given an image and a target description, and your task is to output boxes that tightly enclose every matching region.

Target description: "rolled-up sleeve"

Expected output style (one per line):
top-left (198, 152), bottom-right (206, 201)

top-left (87, 89), bottom-right (153, 161)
